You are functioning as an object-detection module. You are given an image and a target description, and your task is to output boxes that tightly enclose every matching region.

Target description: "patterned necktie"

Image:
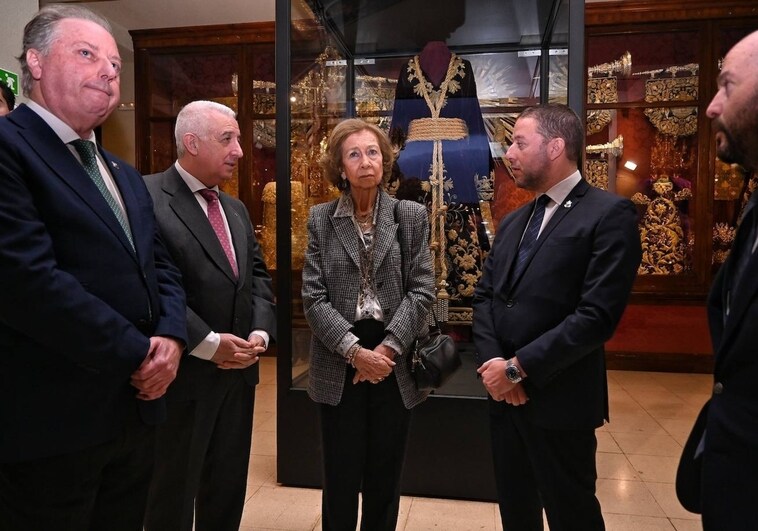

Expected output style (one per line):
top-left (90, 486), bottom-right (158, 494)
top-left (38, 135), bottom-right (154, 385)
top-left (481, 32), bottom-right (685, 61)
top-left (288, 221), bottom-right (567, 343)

top-left (198, 189), bottom-right (238, 278)
top-left (512, 194), bottom-right (551, 280)
top-left (69, 139), bottom-right (134, 249)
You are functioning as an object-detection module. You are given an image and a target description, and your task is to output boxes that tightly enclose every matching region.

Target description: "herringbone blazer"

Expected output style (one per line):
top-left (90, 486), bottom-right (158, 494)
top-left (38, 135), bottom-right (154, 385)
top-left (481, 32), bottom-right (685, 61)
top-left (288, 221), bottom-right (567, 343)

top-left (302, 190), bottom-right (435, 409)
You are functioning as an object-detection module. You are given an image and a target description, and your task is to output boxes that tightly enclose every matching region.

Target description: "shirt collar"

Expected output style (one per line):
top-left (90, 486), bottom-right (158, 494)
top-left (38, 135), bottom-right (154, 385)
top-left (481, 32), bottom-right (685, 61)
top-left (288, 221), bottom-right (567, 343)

top-left (26, 100), bottom-right (96, 145)
top-left (542, 170), bottom-right (582, 207)
top-left (334, 192), bottom-right (381, 221)
top-left (175, 161), bottom-right (220, 195)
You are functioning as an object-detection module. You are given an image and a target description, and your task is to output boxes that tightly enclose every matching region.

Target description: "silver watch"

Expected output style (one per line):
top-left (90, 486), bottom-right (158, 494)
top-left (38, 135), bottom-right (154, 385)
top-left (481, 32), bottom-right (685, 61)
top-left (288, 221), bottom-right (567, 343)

top-left (505, 359), bottom-right (522, 383)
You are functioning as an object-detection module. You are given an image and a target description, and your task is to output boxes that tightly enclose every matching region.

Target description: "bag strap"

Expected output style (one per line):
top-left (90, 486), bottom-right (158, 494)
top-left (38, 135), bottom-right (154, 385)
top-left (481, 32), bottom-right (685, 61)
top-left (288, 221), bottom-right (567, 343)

top-left (395, 200), bottom-right (439, 339)
top-left (394, 200), bottom-right (409, 293)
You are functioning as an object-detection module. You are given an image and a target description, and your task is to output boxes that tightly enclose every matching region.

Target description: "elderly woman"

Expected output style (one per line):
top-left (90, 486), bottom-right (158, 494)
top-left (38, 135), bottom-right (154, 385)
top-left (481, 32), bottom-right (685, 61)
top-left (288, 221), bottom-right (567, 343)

top-left (302, 118), bottom-right (435, 530)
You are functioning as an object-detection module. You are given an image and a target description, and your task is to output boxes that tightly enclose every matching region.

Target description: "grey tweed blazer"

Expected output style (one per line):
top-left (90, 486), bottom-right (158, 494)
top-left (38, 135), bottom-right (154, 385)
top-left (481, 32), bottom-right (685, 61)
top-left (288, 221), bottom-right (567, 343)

top-left (302, 190), bottom-right (435, 409)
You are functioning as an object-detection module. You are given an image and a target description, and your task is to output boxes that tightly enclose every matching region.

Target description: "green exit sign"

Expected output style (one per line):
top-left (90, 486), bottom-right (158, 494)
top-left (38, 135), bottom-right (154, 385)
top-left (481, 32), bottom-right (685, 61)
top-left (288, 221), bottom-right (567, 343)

top-left (0, 68), bottom-right (19, 96)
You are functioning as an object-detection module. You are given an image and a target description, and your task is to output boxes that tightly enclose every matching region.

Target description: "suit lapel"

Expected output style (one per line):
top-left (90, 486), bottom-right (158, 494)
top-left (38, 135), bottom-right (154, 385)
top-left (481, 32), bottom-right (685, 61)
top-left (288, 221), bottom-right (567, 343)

top-left (508, 180), bottom-right (589, 288)
top-left (372, 192), bottom-right (398, 277)
top-left (13, 107), bottom-right (138, 261)
top-left (720, 195), bottom-right (758, 363)
top-left (99, 150), bottom-right (141, 261)
top-left (165, 170), bottom-right (238, 282)
top-left (331, 213), bottom-right (362, 270)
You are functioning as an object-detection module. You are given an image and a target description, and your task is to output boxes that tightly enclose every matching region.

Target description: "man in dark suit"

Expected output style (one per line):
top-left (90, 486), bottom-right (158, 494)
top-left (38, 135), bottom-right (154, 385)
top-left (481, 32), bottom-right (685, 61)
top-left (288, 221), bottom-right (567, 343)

top-left (143, 100), bottom-right (276, 531)
top-left (0, 5), bottom-right (187, 530)
top-left (472, 104), bottom-right (640, 531)
top-left (682, 30), bottom-right (758, 530)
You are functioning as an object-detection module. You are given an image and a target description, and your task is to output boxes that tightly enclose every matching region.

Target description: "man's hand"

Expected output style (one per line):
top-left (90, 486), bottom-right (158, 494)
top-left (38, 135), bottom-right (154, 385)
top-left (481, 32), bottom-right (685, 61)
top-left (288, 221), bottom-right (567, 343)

top-left (131, 336), bottom-right (184, 400)
top-left (477, 358), bottom-right (529, 405)
top-left (213, 333), bottom-right (263, 370)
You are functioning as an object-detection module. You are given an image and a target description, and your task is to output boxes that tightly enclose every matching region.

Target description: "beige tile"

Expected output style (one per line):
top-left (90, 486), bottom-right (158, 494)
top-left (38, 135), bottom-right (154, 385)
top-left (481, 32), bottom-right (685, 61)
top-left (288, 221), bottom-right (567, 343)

top-left (258, 355), bottom-right (277, 385)
top-left (611, 432), bottom-right (682, 457)
top-left (237, 368), bottom-right (713, 530)
top-left (247, 453), bottom-right (277, 487)
top-left (255, 384), bottom-right (277, 414)
top-left (596, 452), bottom-right (639, 481)
top-left (240, 485), bottom-right (321, 530)
top-left (251, 428), bottom-right (277, 456)
top-left (657, 418), bottom-right (698, 446)
top-left (626, 454), bottom-right (679, 484)
top-left (254, 409), bottom-right (277, 432)
top-left (602, 513), bottom-right (676, 530)
top-left (596, 479), bottom-right (666, 517)
top-left (597, 431), bottom-right (623, 453)
top-left (642, 400), bottom-right (703, 421)
top-left (671, 517), bottom-right (704, 530)
top-left (645, 481), bottom-right (701, 521)
top-left (403, 496), bottom-right (499, 531)
top-left (396, 496), bottom-right (412, 530)
top-left (605, 413), bottom-right (667, 435)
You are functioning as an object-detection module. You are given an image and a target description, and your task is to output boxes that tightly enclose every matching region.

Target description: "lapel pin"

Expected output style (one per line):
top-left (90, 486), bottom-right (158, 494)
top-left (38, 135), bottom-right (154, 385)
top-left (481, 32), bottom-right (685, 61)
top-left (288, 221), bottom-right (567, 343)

top-left (110, 161), bottom-right (120, 170)
top-left (563, 200), bottom-right (572, 208)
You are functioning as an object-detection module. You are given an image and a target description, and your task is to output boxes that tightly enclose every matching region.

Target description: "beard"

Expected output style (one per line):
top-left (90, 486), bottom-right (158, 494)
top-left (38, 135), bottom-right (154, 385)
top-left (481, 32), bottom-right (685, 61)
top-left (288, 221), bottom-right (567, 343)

top-left (712, 98), bottom-right (758, 172)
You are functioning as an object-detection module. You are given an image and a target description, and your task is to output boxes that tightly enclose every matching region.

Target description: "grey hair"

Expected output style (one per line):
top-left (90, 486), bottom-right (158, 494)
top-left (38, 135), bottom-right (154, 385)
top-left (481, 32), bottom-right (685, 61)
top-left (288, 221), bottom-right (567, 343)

top-left (17, 4), bottom-right (114, 97)
top-left (175, 100), bottom-right (237, 157)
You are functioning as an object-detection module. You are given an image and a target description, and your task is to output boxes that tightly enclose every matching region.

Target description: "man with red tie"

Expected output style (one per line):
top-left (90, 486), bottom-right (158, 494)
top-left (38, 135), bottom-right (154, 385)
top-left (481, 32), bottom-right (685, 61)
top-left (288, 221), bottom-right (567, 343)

top-left (143, 100), bottom-right (276, 531)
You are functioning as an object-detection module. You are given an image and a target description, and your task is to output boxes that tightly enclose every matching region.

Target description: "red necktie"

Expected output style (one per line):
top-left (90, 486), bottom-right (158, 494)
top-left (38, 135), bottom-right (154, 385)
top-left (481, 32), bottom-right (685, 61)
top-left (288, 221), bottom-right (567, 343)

top-left (198, 189), bottom-right (238, 278)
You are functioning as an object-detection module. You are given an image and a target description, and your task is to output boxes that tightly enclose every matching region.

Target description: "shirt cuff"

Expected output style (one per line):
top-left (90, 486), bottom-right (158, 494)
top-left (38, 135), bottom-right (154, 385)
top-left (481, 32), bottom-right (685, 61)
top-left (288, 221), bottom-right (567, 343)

top-left (249, 330), bottom-right (270, 349)
top-left (382, 333), bottom-right (404, 356)
top-left (336, 332), bottom-right (360, 358)
top-left (189, 331), bottom-right (220, 360)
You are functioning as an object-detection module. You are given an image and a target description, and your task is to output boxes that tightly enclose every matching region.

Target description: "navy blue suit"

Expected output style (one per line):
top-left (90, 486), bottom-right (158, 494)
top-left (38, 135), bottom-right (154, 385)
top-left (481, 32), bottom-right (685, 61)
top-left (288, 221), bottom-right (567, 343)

top-left (0, 104), bottom-right (187, 527)
top-left (473, 179), bottom-right (640, 530)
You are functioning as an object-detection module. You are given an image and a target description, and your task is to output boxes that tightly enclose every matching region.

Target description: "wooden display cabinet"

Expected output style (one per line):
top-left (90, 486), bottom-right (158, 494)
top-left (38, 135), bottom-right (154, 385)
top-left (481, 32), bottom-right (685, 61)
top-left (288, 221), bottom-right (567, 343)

top-left (130, 22), bottom-right (276, 252)
top-left (585, 0), bottom-right (758, 371)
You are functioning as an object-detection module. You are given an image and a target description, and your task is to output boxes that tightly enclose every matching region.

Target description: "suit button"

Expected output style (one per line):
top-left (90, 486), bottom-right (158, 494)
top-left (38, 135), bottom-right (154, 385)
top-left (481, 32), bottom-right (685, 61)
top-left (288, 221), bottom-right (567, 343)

top-left (505, 300), bottom-right (514, 308)
top-left (713, 382), bottom-right (724, 395)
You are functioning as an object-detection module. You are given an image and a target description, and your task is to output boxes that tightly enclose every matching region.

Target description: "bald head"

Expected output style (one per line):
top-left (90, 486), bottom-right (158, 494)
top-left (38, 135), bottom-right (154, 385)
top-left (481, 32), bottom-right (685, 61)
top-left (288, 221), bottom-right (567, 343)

top-left (706, 30), bottom-right (758, 171)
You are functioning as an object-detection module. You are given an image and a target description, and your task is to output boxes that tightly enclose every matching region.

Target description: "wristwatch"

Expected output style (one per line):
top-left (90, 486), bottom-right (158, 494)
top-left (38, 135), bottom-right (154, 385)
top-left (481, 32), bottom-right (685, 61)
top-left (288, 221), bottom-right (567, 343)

top-left (505, 358), bottom-right (523, 383)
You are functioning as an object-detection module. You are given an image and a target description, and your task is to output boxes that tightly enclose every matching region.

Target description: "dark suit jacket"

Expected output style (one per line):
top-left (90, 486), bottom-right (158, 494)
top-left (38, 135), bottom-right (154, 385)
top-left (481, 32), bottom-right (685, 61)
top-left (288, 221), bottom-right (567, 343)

top-left (694, 194), bottom-right (758, 521)
top-left (0, 104), bottom-right (187, 463)
top-left (143, 167), bottom-right (276, 399)
top-left (473, 179), bottom-right (641, 430)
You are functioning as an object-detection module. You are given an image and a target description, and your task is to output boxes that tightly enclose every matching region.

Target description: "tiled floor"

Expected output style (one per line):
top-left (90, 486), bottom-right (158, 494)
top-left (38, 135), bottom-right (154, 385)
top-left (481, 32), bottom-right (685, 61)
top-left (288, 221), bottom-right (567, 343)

top-left (241, 357), bottom-right (710, 530)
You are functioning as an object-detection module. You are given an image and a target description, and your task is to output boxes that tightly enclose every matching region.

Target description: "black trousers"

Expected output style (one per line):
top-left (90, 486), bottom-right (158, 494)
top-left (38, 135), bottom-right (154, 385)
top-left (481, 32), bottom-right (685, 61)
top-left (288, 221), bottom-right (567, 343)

top-left (489, 399), bottom-right (604, 531)
top-left (144, 372), bottom-right (255, 531)
top-left (0, 409), bottom-right (154, 531)
top-left (319, 319), bottom-right (412, 531)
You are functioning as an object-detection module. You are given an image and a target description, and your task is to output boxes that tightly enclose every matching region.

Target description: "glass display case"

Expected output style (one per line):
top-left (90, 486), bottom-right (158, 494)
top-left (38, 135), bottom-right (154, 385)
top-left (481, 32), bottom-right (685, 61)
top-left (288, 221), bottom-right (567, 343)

top-left (585, 2), bottom-right (758, 372)
top-left (275, 0), bottom-right (583, 500)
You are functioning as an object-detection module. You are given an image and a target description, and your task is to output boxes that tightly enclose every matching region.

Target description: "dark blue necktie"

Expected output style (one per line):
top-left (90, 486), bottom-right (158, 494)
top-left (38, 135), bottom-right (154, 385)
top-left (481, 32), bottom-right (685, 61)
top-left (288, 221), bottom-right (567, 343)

top-left (512, 194), bottom-right (550, 280)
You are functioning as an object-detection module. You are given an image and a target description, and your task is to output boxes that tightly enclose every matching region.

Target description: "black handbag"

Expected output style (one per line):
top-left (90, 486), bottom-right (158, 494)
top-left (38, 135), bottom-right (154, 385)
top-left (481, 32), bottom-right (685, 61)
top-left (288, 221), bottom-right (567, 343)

top-left (410, 313), bottom-right (461, 390)
top-left (393, 200), bottom-right (461, 390)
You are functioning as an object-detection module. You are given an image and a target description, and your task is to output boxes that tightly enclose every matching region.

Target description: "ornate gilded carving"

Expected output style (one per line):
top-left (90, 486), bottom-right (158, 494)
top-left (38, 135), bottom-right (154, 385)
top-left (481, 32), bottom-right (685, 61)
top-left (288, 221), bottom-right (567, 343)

top-left (585, 160), bottom-right (609, 191)
top-left (643, 75), bottom-right (699, 137)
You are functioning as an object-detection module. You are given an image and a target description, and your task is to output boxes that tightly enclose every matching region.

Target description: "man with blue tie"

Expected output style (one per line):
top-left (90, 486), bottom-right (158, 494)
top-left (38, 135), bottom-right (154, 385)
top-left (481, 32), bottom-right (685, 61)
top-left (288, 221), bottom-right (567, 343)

top-left (0, 5), bottom-right (187, 530)
top-left (473, 104), bottom-right (641, 530)
top-left (678, 30), bottom-right (758, 530)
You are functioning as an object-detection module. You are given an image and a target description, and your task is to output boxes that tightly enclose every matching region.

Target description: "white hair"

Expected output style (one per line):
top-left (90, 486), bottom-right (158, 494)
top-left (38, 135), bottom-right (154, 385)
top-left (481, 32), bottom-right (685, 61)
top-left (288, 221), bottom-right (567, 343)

top-left (175, 100), bottom-right (237, 157)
